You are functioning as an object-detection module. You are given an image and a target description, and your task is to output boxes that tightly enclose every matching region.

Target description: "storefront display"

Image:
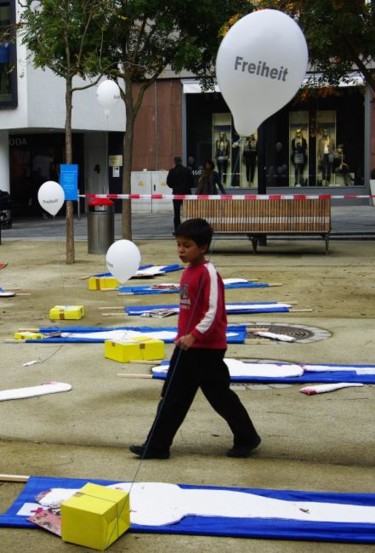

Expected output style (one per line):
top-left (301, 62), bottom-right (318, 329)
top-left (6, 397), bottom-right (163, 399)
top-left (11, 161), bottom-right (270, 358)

top-left (186, 86), bottom-right (365, 190)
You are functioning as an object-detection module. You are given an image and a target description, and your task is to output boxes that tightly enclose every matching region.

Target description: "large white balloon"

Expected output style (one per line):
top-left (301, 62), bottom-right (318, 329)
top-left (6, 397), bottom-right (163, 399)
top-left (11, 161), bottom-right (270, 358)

top-left (106, 240), bottom-right (141, 283)
top-left (216, 9), bottom-right (308, 136)
top-left (96, 80), bottom-right (121, 116)
top-left (37, 181), bottom-right (65, 216)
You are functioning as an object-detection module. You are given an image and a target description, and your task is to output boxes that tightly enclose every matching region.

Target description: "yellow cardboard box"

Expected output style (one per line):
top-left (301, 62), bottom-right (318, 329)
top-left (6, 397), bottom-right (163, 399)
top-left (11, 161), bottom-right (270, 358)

top-left (14, 331), bottom-right (44, 340)
top-left (88, 276), bottom-right (119, 291)
top-left (49, 305), bottom-right (85, 320)
top-left (104, 337), bottom-right (165, 363)
top-left (61, 482), bottom-right (130, 551)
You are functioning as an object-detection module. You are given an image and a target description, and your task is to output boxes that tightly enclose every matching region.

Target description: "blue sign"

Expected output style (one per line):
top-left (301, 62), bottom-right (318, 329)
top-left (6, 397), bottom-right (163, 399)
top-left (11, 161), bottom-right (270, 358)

top-left (60, 164), bottom-right (78, 201)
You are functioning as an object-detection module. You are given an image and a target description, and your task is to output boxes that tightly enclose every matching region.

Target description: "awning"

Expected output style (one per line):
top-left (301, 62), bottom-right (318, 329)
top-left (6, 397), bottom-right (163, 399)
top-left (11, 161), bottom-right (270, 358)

top-left (182, 72), bottom-right (364, 94)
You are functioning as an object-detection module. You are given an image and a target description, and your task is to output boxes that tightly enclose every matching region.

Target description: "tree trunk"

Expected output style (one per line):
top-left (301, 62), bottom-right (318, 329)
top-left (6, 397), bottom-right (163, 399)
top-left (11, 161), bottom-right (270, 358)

top-left (121, 128), bottom-right (132, 240)
top-left (120, 75), bottom-right (135, 240)
top-left (65, 76), bottom-right (75, 264)
top-left (120, 79), bottom-right (150, 240)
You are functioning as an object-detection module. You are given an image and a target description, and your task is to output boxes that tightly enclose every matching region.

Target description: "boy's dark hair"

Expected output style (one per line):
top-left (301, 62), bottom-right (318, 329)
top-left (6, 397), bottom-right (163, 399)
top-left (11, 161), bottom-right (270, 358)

top-left (174, 218), bottom-right (213, 248)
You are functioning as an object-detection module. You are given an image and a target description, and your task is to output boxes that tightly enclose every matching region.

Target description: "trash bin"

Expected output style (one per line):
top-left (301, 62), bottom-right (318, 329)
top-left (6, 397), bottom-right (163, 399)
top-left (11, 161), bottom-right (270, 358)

top-left (87, 198), bottom-right (114, 254)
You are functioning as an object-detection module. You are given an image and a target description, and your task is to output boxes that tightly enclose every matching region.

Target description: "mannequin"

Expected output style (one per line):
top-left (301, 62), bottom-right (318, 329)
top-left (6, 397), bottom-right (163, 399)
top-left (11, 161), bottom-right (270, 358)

top-left (291, 129), bottom-right (307, 186)
top-left (317, 129), bottom-right (335, 186)
top-left (242, 135), bottom-right (258, 185)
top-left (333, 145), bottom-right (352, 186)
top-left (215, 132), bottom-right (230, 184)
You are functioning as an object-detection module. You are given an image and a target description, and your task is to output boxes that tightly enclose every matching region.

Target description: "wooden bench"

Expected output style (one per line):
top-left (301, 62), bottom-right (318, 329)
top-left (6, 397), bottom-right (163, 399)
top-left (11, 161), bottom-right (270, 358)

top-left (183, 198), bottom-right (331, 253)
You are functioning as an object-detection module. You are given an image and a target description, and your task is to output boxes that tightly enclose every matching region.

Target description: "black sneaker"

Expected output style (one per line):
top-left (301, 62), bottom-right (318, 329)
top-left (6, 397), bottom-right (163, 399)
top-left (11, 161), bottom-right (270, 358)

top-left (226, 437), bottom-right (261, 458)
top-left (129, 444), bottom-right (170, 459)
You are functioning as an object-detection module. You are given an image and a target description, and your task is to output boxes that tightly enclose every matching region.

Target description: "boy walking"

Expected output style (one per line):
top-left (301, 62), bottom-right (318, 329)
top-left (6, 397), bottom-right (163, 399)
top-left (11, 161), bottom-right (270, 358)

top-left (129, 218), bottom-right (261, 459)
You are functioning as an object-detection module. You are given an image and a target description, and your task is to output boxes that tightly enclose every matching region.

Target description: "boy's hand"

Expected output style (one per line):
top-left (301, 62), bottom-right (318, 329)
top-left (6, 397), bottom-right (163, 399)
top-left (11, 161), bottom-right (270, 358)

top-left (175, 333), bottom-right (196, 350)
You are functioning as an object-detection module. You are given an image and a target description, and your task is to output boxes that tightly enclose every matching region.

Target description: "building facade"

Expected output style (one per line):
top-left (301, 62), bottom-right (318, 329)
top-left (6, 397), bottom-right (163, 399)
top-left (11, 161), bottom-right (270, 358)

top-left (0, 0), bottom-right (125, 217)
top-left (1, 0), bottom-right (374, 220)
top-left (132, 75), bottom-right (374, 199)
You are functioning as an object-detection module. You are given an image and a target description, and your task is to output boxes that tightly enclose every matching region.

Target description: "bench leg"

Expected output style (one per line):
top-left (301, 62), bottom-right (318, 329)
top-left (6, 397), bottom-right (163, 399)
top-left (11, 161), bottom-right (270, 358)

top-left (247, 235), bottom-right (258, 253)
top-left (325, 234), bottom-right (330, 254)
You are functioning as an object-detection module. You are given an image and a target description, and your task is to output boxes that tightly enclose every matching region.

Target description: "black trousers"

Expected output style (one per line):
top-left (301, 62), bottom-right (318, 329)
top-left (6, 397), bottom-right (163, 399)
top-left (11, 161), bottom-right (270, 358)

top-left (145, 347), bottom-right (260, 450)
top-left (172, 199), bottom-right (183, 231)
top-left (217, 159), bottom-right (228, 183)
top-left (244, 151), bottom-right (257, 183)
top-left (321, 154), bottom-right (332, 183)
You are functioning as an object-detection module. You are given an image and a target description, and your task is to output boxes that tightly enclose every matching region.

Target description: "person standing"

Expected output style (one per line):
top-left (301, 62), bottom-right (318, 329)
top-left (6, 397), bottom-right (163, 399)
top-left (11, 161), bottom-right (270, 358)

top-left (129, 218), bottom-right (261, 459)
top-left (167, 156), bottom-right (194, 232)
top-left (196, 160), bottom-right (226, 195)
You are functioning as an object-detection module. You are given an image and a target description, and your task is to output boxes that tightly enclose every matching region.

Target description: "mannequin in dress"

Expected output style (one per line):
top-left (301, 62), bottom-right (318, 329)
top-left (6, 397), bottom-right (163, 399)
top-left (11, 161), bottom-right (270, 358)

top-left (291, 129), bottom-right (307, 186)
top-left (242, 135), bottom-right (258, 185)
top-left (215, 132), bottom-right (230, 184)
top-left (317, 129), bottom-right (335, 186)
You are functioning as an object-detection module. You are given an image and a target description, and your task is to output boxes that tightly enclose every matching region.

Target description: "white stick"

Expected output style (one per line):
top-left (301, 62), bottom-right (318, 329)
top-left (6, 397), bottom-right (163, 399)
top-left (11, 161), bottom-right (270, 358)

top-left (98, 306), bottom-right (124, 310)
top-left (117, 373), bottom-right (153, 379)
top-left (0, 474), bottom-right (29, 482)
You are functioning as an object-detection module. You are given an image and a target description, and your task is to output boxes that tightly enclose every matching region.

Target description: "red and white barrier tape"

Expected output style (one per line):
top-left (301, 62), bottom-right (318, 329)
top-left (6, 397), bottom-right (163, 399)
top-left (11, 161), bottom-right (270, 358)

top-left (81, 193), bottom-right (375, 201)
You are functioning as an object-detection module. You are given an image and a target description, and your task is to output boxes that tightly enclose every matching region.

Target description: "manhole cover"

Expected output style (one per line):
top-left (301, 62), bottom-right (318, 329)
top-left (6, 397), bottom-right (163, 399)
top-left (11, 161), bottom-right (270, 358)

top-left (246, 322), bottom-right (331, 343)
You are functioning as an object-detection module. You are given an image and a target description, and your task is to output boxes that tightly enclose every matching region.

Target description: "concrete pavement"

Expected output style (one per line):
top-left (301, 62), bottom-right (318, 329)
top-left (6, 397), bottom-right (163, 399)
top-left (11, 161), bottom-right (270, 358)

top-left (0, 224), bottom-right (374, 552)
top-left (1, 203), bottom-right (375, 242)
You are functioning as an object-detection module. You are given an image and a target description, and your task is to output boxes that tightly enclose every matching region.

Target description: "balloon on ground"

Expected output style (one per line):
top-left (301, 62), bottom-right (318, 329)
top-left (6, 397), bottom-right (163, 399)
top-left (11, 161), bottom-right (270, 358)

top-left (96, 80), bottom-right (121, 116)
top-left (37, 181), bottom-right (65, 216)
top-left (106, 240), bottom-right (141, 283)
top-left (216, 9), bottom-right (308, 137)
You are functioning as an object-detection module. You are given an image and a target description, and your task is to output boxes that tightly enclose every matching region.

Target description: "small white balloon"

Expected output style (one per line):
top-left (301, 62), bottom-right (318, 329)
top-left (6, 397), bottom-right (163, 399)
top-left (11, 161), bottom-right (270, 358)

top-left (106, 240), bottom-right (141, 284)
top-left (96, 80), bottom-right (121, 116)
top-left (37, 181), bottom-right (65, 216)
top-left (216, 9), bottom-right (308, 136)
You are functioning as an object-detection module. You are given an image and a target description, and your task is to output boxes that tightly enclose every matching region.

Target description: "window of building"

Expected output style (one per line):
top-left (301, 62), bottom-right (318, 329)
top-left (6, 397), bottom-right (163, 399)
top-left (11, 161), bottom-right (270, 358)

top-left (0, 0), bottom-right (17, 108)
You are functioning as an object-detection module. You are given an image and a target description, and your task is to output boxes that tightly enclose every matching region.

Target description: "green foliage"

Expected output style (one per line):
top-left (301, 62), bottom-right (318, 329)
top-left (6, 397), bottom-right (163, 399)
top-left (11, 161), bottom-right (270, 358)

top-left (99, 0), bottom-right (251, 89)
top-left (252, 0), bottom-right (375, 91)
top-left (19, 0), bottom-right (112, 80)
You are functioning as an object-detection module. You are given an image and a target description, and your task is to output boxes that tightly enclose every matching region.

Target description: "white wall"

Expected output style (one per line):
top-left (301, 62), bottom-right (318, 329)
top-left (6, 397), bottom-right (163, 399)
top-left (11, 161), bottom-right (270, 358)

top-left (0, 2), bottom-right (125, 133)
top-left (26, 67), bottom-right (126, 132)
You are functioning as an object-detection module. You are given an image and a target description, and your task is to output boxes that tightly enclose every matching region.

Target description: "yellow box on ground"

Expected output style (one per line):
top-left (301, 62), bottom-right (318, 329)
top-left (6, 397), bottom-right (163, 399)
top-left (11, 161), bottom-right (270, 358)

top-left (61, 482), bottom-right (130, 551)
top-left (49, 305), bottom-right (85, 320)
top-left (105, 337), bottom-right (165, 363)
top-left (14, 331), bottom-right (45, 340)
top-left (88, 276), bottom-right (119, 290)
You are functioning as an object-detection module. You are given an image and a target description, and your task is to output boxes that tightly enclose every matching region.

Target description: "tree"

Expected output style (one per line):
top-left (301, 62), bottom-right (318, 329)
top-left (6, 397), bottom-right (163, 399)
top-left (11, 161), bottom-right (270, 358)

top-left (19, 0), bottom-right (251, 246)
top-left (253, 1), bottom-right (375, 92)
top-left (18, 0), bottom-right (113, 263)
top-left (100, 0), bottom-right (251, 239)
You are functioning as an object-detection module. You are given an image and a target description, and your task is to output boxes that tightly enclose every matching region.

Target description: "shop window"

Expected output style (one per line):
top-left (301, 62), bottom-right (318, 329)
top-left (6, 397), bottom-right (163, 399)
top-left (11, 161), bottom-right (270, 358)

top-left (0, 0), bottom-right (17, 108)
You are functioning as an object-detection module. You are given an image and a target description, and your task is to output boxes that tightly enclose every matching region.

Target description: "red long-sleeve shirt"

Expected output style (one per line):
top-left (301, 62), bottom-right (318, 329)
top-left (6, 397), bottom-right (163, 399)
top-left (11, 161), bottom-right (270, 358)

top-left (176, 261), bottom-right (227, 349)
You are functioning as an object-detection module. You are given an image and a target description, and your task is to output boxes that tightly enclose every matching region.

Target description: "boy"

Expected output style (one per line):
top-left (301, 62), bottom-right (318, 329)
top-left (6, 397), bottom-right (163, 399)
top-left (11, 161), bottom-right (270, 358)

top-left (129, 218), bottom-right (261, 459)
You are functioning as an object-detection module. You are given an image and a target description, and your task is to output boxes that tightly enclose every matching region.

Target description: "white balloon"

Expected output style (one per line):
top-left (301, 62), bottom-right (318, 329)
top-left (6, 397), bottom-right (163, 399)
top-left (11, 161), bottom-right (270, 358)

top-left (37, 181), bottom-right (65, 216)
top-left (96, 80), bottom-right (121, 116)
top-left (106, 240), bottom-right (141, 283)
top-left (216, 9), bottom-right (308, 136)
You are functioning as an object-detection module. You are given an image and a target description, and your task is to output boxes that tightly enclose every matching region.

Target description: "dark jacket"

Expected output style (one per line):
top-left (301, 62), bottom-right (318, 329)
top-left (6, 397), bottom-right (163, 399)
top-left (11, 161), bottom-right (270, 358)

top-left (167, 163), bottom-right (194, 194)
top-left (196, 170), bottom-right (226, 195)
